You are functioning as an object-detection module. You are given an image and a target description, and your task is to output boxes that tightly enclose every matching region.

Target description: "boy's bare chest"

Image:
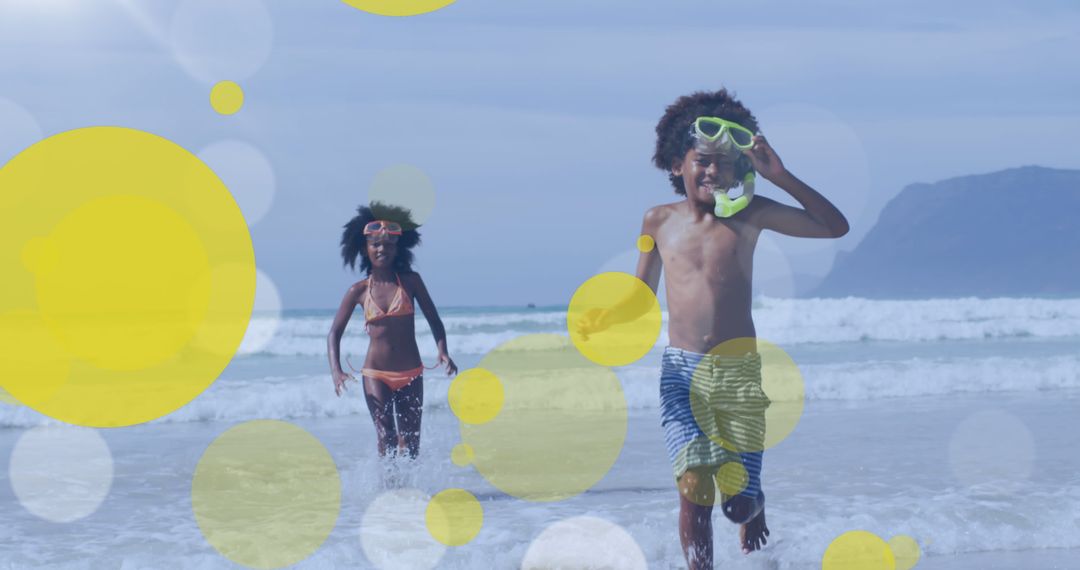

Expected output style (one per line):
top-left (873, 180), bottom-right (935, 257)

top-left (659, 222), bottom-right (754, 270)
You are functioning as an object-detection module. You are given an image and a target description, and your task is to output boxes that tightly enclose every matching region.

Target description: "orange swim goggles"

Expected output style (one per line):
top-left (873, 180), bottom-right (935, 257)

top-left (364, 220), bottom-right (402, 242)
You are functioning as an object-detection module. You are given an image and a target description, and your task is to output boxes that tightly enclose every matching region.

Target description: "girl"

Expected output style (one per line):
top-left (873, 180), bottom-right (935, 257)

top-left (327, 202), bottom-right (457, 459)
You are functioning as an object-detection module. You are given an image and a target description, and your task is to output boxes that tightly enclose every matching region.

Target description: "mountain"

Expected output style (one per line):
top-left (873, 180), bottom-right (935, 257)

top-left (814, 166), bottom-right (1080, 298)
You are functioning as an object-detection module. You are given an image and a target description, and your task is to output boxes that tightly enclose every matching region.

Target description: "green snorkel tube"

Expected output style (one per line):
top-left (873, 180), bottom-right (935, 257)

top-left (713, 171), bottom-right (755, 218)
top-left (690, 116), bottom-right (757, 218)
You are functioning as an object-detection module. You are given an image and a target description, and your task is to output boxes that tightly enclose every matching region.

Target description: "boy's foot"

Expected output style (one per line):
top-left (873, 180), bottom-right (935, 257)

top-left (740, 507), bottom-right (769, 554)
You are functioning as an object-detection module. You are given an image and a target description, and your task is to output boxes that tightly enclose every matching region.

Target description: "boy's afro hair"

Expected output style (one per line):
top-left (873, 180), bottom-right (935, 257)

top-left (652, 89), bottom-right (760, 195)
top-left (340, 201), bottom-right (421, 275)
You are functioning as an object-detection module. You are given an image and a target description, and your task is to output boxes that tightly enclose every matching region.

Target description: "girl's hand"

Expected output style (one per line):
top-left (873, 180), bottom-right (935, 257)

top-left (332, 370), bottom-right (355, 397)
top-left (438, 353), bottom-right (458, 377)
top-left (742, 135), bottom-right (786, 182)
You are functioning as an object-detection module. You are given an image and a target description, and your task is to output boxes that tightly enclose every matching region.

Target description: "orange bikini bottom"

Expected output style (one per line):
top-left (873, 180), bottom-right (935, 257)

top-left (361, 366), bottom-right (425, 391)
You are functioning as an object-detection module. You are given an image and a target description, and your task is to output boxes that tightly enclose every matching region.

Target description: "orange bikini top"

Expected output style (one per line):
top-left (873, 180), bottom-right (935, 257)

top-left (363, 274), bottom-right (414, 323)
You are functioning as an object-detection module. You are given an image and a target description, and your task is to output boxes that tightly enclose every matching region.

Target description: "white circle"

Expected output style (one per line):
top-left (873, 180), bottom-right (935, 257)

top-left (521, 515), bottom-right (647, 570)
top-left (0, 98), bottom-right (43, 167)
top-left (751, 231), bottom-right (797, 298)
top-left (361, 488), bottom-right (446, 570)
top-left (368, 164), bottom-right (436, 226)
top-left (9, 426), bottom-right (114, 522)
top-left (948, 409), bottom-right (1035, 491)
top-left (596, 248), bottom-right (667, 310)
top-left (197, 140), bottom-right (276, 226)
top-left (170, 0), bottom-right (273, 83)
top-left (237, 268), bottom-right (282, 355)
top-left (755, 103), bottom-right (871, 232)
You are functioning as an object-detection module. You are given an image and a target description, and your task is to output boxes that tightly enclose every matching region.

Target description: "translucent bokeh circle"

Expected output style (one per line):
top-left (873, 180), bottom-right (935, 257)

top-left (448, 367), bottom-right (504, 425)
top-left (568, 272), bottom-right (662, 367)
top-left (521, 516), bottom-right (647, 570)
top-left (367, 164), bottom-right (435, 226)
top-left (209, 81), bottom-right (244, 115)
top-left (888, 535), bottom-right (921, 570)
top-left (689, 337), bottom-right (805, 453)
top-left (236, 268), bottom-right (283, 355)
top-left (0, 126), bottom-right (255, 427)
top-left (822, 530), bottom-right (896, 570)
top-left (361, 488), bottom-right (446, 570)
top-left (451, 443), bottom-right (475, 467)
top-left (191, 420), bottom-right (340, 569)
top-left (425, 488), bottom-right (483, 546)
top-left (9, 426), bottom-right (113, 523)
top-left (197, 139), bottom-right (275, 226)
top-left (460, 334), bottom-right (628, 501)
top-left (342, 0), bottom-right (456, 17)
top-left (594, 247), bottom-right (668, 311)
top-left (170, 0), bottom-right (273, 83)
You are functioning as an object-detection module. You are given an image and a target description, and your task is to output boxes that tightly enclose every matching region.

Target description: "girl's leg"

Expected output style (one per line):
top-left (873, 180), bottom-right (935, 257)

top-left (363, 377), bottom-right (397, 457)
top-left (393, 376), bottom-right (424, 459)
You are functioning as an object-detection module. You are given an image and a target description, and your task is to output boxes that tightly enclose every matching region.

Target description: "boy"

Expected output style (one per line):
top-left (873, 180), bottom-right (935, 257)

top-left (581, 90), bottom-right (848, 568)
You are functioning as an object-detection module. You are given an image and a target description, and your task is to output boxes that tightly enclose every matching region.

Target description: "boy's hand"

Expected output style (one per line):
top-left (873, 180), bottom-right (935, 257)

top-left (743, 135), bottom-right (786, 181)
top-left (576, 308), bottom-right (612, 341)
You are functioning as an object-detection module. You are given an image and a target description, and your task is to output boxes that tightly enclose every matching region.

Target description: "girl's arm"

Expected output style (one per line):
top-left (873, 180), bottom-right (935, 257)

top-left (327, 282), bottom-right (364, 396)
top-left (408, 273), bottom-right (458, 376)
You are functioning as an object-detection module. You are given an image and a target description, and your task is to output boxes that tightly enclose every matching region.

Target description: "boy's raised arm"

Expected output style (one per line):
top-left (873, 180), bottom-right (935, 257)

top-left (743, 135), bottom-right (849, 238)
top-left (750, 191), bottom-right (849, 238)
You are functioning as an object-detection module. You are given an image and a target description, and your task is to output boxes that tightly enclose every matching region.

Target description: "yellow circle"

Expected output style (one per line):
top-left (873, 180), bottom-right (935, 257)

top-left (210, 81), bottom-right (244, 115)
top-left (689, 337), bottom-right (804, 453)
top-left (367, 164), bottom-right (435, 226)
top-left (0, 126), bottom-right (255, 427)
top-left (888, 535), bottom-right (920, 570)
top-left (715, 461), bottom-right (749, 497)
top-left (461, 334), bottom-right (627, 502)
top-left (342, 0), bottom-right (456, 17)
top-left (823, 530), bottom-right (896, 570)
top-left (568, 272), bottom-right (662, 367)
top-left (425, 488), bottom-right (482, 546)
top-left (40, 195), bottom-right (207, 370)
top-left (636, 234), bottom-right (655, 253)
top-left (674, 444), bottom-right (747, 507)
top-left (448, 367), bottom-right (504, 425)
top-left (0, 311), bottom-right (69, 410)
top-left (0, 386), bottom-right (17, 406)
top-left (192, 420), bottom-right (341, 569)
top-left (451, 443), bottom-right (474, 467)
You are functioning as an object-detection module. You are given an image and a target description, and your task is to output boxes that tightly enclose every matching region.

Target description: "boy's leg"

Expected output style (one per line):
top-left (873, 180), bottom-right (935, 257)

top-left (661, 348), bottom-right (726, 570)
top-left (709, 355), bottom-right (770, 552)
top-left (719, 450), bottom-right (764, 524)
top-left (678, 467), bottom-right (716, 570)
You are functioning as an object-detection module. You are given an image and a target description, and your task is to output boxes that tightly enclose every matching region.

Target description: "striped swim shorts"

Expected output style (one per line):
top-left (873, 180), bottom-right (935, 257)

top-left (660, 346), bottom-right (768, 499)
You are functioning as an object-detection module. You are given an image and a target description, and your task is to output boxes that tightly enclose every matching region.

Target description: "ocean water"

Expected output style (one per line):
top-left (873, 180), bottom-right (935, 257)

top-left (2, 297), bottom-right (1079, 569)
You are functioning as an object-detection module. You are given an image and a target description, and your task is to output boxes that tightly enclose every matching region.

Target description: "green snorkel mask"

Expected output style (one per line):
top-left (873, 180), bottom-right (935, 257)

top-left (690, 117), bottom-right (757, 218)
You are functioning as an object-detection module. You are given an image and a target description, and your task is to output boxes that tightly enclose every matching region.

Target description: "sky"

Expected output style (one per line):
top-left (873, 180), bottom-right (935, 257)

top-left (1, 0), bottom-right (1078, 308)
